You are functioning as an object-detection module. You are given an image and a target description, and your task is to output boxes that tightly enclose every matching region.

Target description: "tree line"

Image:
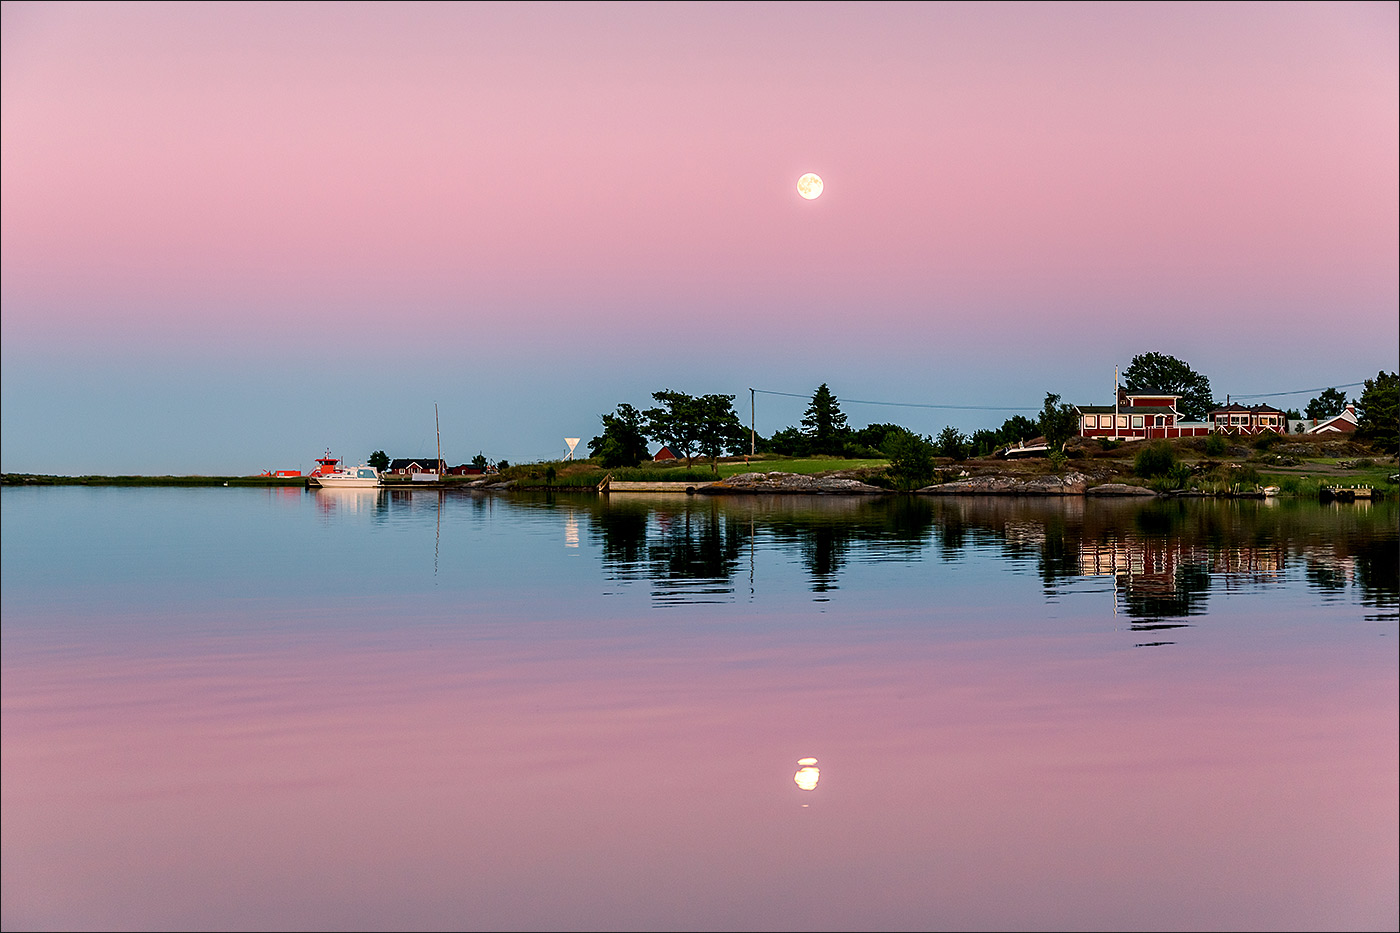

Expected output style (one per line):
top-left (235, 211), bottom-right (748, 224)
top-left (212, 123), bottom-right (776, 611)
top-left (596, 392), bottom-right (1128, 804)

top-left (587, 356), bottom-right (1399, 479)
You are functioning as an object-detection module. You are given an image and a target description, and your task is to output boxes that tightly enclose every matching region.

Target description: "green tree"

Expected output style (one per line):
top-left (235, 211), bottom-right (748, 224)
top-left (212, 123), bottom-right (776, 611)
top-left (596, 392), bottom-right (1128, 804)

top-left (1122, 352), bottom-right (1217, 421)
top-left (1304, 387), bottom-right (1349, 420)
top-left (998, 414), bottom-right (1039, 445)
top-left (692, 394), bottom-right (747, 474)
top-left (801, 384), bottom-right (851, 455)
top-left (936, 426), bottom-right (969, 460)
top-left (1355, 371), bottom-right (1399, 453)
top-left (850, 422), bottom-right (905, 454)
top-left (368, 450), bottom-right (389, 471)
top-left (471, 453), bottom-right (488, 470)
top-left (643, 390), bottom-right (701, 466)
top-left (883, 429), bottom-right (937, 490)
top-left (588, 402), bottom-right (651, 468)
top-left (969, 428), bottom-right (1001, 457)
top-left (1038, 392), bottom-right (1080, 450)
top-left (768, 426), bottom-right (811, 457)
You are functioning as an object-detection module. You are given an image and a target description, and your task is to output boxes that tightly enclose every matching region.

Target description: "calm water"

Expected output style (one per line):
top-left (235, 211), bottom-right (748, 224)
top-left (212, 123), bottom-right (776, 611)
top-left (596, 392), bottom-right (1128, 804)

top-left (2, 487), bottom-right (1396, 931)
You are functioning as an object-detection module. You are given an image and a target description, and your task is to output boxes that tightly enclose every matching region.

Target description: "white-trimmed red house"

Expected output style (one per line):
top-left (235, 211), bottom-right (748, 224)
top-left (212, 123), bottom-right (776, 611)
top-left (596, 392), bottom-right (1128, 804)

top-left (1288, 404), bottom-right (1358, 435)
top-left (1208, 403), bottom-right (1286, 436)
top-left (387, 458), bottom-right (445, 475)
top-left (1076, 389), bottom-right (1211, 440)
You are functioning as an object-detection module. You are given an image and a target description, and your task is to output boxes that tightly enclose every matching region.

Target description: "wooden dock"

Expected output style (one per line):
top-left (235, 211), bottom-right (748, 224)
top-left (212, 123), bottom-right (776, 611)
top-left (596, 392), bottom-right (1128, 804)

top-left (598, 476), bottom-right (715, 494)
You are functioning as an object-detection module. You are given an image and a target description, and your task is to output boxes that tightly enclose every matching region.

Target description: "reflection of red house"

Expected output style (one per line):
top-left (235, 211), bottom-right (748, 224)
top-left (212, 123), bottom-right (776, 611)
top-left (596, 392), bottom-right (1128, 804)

top-left (653, 446), bottom-right (677, 461)
top-left (1077, 389), bottom-right (1211, 440)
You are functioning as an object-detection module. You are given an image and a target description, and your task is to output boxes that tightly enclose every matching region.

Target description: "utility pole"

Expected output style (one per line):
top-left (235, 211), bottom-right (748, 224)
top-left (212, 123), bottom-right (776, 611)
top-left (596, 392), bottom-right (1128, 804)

top-left (1113, 366), bottom-right (1119, 439)
top-left (750, 387), bottom-right (755, 457)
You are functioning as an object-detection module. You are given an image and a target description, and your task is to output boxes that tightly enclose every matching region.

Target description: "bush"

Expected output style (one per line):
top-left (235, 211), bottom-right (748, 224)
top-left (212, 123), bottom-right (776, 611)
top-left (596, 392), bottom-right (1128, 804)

top-left (1134, 441), bottom-right (1176, 478)
top-left (1048, 451), bottom-right (1068, 472)
top-left (1253, 430), bottom-right (1282, 450)
top-left (884, 430), bottom-right (937, 490)
top-left (1203, 433), bottom-right (1227, 456)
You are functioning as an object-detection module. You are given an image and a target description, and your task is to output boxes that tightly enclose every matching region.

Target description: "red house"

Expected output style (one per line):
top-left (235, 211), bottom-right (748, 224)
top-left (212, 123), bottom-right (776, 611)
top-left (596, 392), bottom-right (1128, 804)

top-left (1208, 403), bottom-right (1286, 436)
top-left (653, 446), bottom-right (677, 461)
top-left (1077, 389), bottom-right (1211, 440)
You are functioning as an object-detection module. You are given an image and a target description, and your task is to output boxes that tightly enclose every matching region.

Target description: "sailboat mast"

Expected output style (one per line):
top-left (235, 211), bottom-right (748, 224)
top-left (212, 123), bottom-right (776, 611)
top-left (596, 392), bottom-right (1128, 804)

top-left (435, 403), bottom-right (443, 474)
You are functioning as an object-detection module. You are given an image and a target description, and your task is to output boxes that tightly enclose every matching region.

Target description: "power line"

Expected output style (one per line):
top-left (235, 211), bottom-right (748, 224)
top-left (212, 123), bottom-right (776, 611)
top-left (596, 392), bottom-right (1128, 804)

top-left (1228, 381), bottom-right (1366, 400)
top-left (756, 378), bottom-right (1369, 411)
top-left (751, 388), bottom-right (1036, 412)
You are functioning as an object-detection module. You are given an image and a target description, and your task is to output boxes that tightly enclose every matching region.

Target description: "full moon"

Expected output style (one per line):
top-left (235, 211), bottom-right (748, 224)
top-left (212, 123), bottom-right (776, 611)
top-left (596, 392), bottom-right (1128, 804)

top-left (797, 173), bottom-right (824, 200)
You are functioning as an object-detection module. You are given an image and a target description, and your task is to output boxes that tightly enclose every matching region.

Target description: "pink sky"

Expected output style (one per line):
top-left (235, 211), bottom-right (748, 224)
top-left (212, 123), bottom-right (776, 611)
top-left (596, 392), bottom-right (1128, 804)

top-left (2, 2), bottom-right (1397, 472)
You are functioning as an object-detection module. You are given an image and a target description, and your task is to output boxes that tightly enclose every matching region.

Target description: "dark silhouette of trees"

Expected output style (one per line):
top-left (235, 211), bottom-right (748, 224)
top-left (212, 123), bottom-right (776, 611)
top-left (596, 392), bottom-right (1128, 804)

top-left (1356, 371), bottom-right (1398, 452)
top-left (1122, 352), bottom-right (1216, 421)
top-left (802, 384), bottom-right (850, 455)
top-left (1305, 387), bottom-right (1349, 420)
top-left (589, 403), bottom-right (651, 467)
top-left (1038, 392), bottom-right (1080, 450)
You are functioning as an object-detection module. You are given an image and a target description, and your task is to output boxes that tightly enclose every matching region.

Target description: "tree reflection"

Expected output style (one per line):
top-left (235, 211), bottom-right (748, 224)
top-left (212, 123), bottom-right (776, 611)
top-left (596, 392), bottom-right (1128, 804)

top-left (577, 492), bottom-right (1397, 621)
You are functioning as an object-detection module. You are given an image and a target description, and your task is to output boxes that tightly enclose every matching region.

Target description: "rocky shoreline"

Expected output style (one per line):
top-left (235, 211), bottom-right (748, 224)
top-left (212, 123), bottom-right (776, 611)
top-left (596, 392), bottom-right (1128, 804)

top-left (695, 470), bottom-right (1159, 497)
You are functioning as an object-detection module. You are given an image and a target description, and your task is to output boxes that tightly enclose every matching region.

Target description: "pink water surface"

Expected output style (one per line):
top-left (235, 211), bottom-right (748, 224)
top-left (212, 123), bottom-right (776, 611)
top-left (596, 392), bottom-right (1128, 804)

top-left (4, 611), bottom-right (1394, 931)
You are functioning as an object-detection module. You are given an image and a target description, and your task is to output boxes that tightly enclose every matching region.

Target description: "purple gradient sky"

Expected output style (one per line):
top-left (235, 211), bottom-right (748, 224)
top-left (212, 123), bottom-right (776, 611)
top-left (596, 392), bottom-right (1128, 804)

top-left (3, 2), bottom-right (1396, 473)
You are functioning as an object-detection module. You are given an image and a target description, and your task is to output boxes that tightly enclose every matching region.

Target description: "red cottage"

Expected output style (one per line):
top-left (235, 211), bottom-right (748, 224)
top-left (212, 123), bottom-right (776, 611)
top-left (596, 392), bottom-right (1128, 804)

top-left (1076, 389), bottom-right (1211, 441)
top-left (1208, 403), bottom-right (1286, 436)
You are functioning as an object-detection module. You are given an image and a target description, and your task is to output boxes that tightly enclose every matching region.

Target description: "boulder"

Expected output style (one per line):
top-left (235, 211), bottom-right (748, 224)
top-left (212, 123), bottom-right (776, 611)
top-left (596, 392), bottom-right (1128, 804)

top-left (1085, 483), bottom-right (1157, 497)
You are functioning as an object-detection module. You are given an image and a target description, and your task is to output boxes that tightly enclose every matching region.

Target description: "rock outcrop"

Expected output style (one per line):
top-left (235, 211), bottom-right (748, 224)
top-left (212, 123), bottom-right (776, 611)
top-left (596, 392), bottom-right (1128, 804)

top-left (698, 471), bottom-right (886, 495)
top-left (918, 472), bottom-right (1093, 496)
top-left (1084, 482), bottom-right (1157, 496)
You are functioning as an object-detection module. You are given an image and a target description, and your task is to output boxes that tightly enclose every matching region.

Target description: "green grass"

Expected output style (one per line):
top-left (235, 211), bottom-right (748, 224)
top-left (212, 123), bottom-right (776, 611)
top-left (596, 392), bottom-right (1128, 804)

top-left (494, 456), bottom-right (891, 487)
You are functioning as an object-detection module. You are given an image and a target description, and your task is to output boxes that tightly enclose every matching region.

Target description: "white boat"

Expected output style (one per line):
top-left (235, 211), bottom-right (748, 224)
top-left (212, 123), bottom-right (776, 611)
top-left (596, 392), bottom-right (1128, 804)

top-left (310, 464), bottom-right (382, 488)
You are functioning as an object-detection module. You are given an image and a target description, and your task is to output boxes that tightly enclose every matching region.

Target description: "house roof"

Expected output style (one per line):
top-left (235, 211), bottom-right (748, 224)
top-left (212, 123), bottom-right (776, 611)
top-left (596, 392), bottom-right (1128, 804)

top-left (388, 457), bottom-right (444, 469)
top-left (1077, 405), bottom-right (1177, 415)
top-left (1208, 403), bottom-right (1283, 416)
top-left (1304, 407), bottom-right (1358, 433)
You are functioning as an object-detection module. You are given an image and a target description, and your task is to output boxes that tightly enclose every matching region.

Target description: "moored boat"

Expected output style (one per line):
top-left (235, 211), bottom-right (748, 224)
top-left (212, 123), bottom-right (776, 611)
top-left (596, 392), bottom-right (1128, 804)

top-left (309, 451), bottom-right (382, 488)
top-left (311, 464), bottom-right (382, 488)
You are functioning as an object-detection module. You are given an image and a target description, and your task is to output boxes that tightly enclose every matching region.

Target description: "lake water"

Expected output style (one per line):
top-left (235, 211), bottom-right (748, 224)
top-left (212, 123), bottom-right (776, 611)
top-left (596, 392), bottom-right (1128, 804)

top-left (2, 487), bottom-right (1396, 931)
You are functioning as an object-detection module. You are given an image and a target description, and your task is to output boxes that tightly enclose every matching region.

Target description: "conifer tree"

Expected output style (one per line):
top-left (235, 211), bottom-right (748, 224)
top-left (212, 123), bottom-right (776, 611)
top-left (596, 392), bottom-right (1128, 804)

top-left (801, 384), bottom-right (850, 455)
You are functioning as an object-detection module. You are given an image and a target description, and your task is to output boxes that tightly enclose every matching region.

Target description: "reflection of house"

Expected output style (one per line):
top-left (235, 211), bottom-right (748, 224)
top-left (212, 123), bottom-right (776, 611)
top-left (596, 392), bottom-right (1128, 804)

top-left (1078, 538), bottom-right (1282, 589)
top-left (653, 446), bottom-right (677, 461)
top-left (1077, 389), bottom-right (1211, 440)
top-left (1209, 403), bottom-right (1285, 436)
top-left (1287, 404), bottom-right (1358, 435)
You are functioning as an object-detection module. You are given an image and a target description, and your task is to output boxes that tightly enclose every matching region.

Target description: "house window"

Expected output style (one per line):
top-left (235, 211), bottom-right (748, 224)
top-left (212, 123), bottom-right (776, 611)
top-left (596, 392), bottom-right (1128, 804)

top-left (1132, 415), bottom-right (1144, 428)
top-left (1083, 417), bottom-right (1095, 431)
top-left (1117, 415), bottom-right (1128, 428)
top-left (1099, 415), bottom-right (1113, 428)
